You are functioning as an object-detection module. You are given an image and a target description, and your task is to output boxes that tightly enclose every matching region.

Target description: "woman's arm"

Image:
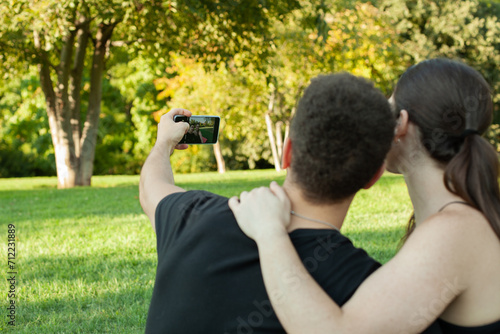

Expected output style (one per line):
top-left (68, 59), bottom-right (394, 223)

top-left (255, 231), bottom-right (346, 333)
top-left (229, 183), bottom-right (473, 334)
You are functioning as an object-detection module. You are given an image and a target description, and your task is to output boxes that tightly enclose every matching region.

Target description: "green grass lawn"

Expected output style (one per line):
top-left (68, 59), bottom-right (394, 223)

top-left (199, 127), bottom-right (214, 141)
top-left (0, 170), bottom-right (412, 333)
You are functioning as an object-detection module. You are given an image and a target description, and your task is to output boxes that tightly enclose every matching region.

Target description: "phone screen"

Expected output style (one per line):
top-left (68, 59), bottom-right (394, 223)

top-left (174, 115), bottom-right (220, 144)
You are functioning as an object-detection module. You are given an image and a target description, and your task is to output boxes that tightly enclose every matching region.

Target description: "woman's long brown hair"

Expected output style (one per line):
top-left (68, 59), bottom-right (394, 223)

top-left (394, 58), bottom-right (500, 243)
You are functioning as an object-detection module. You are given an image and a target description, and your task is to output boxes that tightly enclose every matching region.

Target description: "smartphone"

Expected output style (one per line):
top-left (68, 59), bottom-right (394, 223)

top-left (174, 115), bottom-right (220, 144)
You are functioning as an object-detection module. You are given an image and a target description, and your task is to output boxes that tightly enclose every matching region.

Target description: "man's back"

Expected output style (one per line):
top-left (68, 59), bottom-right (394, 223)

top-left (145, 190), bottom-right (380, 333)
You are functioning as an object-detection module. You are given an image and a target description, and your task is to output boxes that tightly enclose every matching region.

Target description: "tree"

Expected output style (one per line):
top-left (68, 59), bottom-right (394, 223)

top-left (382, 0), bottom-right (500, 134)
top-left (155, 1), bottom-right (406, 172)
top-left (260, 1), bottom-right (405, 169)
top-left (154, 56), bottom-right (270, 173)
top-left (0, 0), bottom-right (299, 187)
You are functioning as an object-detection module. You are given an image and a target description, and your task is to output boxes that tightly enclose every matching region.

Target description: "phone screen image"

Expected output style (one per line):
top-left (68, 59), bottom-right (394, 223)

top-left (175, 116), bottom-right (220, 144)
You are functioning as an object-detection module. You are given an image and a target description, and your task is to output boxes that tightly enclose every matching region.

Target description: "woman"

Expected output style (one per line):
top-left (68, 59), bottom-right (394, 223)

top-left (194, 123), bottom-right (207, 143)
top-left (229, 59), bottom-right (500, 333)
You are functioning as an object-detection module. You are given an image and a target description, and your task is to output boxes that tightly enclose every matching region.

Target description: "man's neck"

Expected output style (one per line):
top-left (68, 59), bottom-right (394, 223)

top-left (282, 179), bottom-right (354, 232)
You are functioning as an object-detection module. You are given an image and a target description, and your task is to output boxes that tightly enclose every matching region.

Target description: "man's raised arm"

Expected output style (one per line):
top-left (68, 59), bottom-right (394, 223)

top-left (139, 108), bottom-right (191, 232)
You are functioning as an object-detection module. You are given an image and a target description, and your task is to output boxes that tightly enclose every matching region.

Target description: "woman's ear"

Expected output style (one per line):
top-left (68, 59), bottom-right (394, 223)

top-left (282, 137), bottom-right (292, 169)
top-left (394, 109), bottom-right (409, 142)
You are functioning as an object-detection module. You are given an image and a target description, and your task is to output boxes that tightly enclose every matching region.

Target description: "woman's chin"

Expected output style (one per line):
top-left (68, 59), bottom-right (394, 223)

top-left (384, 161), bottom-right (402, 175)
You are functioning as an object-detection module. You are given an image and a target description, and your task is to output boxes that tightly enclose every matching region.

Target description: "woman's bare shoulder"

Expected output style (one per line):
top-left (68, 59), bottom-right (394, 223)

top-left (406, 204), bottom-right (499, 281)
top-left (420, 204), bottom-right (495, 241)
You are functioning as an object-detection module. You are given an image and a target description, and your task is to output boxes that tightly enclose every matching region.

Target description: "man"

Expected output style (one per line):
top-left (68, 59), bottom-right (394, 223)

top-left (140, 73), bottom-right (416, 333)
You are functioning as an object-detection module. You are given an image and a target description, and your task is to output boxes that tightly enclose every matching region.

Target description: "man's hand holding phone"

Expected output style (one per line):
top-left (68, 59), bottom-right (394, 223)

top-left (157, 108), bottom-right (192, 155)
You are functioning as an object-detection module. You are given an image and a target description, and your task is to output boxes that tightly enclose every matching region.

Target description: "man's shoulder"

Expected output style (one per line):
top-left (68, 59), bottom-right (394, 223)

top-left (154, 190), bottom-right (232, 240)
top-left (289, 229), bottom-right (355, 249)
top-left (290, 229), bottom-right (380, 267)
top-left (289, 229), bottom-right (381, 305)
top-left (157, 189), bottom-right (227, 211)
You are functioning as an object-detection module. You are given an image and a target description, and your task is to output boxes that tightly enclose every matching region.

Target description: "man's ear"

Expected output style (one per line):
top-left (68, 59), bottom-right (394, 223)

top-left (282, 137), bottom-right (292, 169)
top-left (363, 163), bottom-right (385, 189)
top-left (394, 109), bottom-right (409, 142)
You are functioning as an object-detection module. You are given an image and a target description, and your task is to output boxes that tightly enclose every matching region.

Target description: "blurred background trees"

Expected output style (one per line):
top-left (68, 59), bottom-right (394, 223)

top-left (1, 0), bottom-right (499, 182)
top-left (0, 0), bottom-right (300, 186)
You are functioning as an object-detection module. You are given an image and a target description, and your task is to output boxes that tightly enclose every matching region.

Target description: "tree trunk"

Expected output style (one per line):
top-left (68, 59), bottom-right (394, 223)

top-left (264, 90), bottom-right (281, 172)
top-left (285, 107), bottom-right (294, 142)
top-left (275, 121), bottom-right (283, 161)
top-left (34, 20), bottom-right (116, 188)
top-left (79, 23), bottom-right (116, 186)
top-left (35, 30), bottom-right (79, 188)
top-left (284, 120), bottom-right (290, 142)
top-left (265, 114), bottom-right (281, 172)
top-left (213, 141), bottom-right (226, 173)
top-left (69, 17), bottom-right (90, 185)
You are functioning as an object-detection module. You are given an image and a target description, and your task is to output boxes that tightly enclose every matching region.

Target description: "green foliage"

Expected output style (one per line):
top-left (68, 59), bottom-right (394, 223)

top-left (0, 68), bottom-right (55, 177)
top-left (0, 0), bottom-right (301, 79)
top-left (382, 0), bottom-right (500, 111)
top-left (0, 0), bottom-right (498, 178)
top-left (0, 60), bottom-right (159, 177)
top-left (487, 124), bottom-right (500, 152)
top-left (155, 56), bottom-right (273, 171)
top-left (96, 56), bottom-right (170, 175)
top-left (170, 145), bottom-right (218, 173)
top-left (0, 0), bottom-right (302, 182)
top-left (273, 1), bottom-right (405, 94)
top-left (382, 0), bottom-right (500, 150)
top-left (258, 0), bottom-right (405, 136)
top-left (155, 1), bottom-right (406, 171)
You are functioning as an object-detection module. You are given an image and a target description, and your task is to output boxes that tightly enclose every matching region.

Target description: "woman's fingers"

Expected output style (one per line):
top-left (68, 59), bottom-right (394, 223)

top-left (228, 196), bottom-right (240, 211)
top-left (270, 182), bottom-right (289, 204)
top-left (228, 183), bottom-right (291, 241)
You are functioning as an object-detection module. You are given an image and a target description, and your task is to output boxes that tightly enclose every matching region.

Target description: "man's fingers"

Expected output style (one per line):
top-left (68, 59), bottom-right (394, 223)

top-left (175, 144), bottom-right (190, 150)
top-left (166, 108), bottom-right (192, 119)
top-left (180, 121), bottom-right (189, 132)
top-left (159, 108), bottom-right (192, 125)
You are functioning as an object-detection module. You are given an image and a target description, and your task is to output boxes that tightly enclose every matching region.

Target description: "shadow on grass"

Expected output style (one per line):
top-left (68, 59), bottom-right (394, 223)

top-left (12, 253), bottom-right (157, 332)
top-left (21, 253), bottom-right (157, 283)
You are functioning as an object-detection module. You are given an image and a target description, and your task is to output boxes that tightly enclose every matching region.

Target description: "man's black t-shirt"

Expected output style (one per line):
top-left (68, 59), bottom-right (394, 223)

top-left (145, 190), bottom-right (381, 333)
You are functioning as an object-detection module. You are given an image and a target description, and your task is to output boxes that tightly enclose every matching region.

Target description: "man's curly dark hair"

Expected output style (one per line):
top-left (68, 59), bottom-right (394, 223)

top-left (289, 73), bottom-right (395, 203)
